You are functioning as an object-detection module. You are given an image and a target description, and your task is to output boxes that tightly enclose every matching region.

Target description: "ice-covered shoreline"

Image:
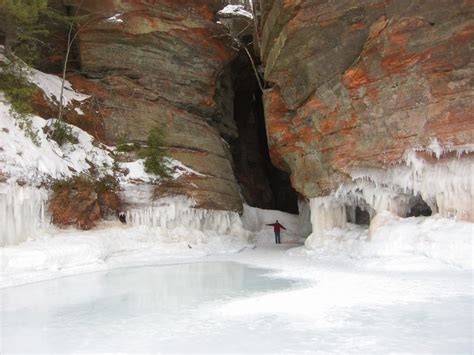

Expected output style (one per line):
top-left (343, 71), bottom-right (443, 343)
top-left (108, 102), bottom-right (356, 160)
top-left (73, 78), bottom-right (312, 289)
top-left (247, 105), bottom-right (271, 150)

top-left (1, 207), bottom-right (472, 289)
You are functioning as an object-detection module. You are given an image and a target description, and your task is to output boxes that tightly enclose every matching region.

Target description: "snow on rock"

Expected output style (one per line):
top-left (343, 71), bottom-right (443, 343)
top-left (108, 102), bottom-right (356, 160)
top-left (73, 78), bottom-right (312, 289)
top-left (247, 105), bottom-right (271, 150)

top-left (28, 68), bottom-right (90, 106)
top-left (74, 107), bottom-right (84, 115)
top-left (105, 13), bottom-right (124, 23)
top-left (0, 45), bottom-right (89, 108)
top-left (119, 157), bottom-right (204, 184)
top-left (0, 100), bottom-right (113, 246)
top-left (217, 5), bottom-right (253, 19)
top-left (168, 158), bottom-right (205, 179)
top-left (119, 159), bottom-right (155, 183)
top-left (0, 101), bottom-right (113, 184)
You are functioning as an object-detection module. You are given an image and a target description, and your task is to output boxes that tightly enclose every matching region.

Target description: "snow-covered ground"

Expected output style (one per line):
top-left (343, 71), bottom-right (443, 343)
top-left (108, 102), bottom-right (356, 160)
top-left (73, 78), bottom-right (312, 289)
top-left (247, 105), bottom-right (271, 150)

top-left (1, 203), bottom-right (473, 353)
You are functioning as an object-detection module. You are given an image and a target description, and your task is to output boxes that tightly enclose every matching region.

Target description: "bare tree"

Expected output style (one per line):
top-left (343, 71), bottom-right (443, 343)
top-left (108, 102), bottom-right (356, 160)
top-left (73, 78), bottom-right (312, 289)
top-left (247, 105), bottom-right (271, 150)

top-left (217, 3), bottom-right (266, 91)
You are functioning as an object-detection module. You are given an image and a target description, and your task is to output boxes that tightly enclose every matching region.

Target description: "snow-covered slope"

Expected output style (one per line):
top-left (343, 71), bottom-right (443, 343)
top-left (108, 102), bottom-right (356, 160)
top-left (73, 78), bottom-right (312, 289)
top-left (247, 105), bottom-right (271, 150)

top-left (0, 101), bottom-right (113, 185)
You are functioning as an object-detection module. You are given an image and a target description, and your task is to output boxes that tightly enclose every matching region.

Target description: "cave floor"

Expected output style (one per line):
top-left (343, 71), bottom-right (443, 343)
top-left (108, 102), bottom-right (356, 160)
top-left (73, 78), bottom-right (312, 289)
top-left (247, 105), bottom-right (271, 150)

top-left (1, 230), bottom-right (472, 353)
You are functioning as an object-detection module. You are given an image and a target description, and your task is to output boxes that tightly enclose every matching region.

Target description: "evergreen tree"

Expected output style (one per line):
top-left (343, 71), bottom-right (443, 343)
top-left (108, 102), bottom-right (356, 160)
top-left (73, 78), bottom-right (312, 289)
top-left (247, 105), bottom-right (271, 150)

top-left (0, 0), bottom-right (49, 62)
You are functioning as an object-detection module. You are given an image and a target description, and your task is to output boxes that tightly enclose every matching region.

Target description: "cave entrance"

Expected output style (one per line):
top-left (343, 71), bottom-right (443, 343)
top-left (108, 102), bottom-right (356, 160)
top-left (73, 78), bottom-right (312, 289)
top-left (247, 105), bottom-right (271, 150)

top-left (407, 195), bottom-right (433, 217)
top-left (227, 52), bottom-right (299, 214)
top-left (346, 205), bottom-right (371, 226)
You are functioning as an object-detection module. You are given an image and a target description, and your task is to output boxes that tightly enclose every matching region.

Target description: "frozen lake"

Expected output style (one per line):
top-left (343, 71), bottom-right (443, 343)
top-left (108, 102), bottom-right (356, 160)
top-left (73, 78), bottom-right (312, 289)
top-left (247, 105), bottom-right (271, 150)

top-left (1, 260), bottom-right (472, 353)
top-left (1, 261), bottom-right (303, 353)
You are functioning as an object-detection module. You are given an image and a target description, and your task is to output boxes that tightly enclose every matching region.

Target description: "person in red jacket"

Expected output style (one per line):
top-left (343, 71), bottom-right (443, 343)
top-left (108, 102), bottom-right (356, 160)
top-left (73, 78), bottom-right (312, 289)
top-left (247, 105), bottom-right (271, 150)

top-left (266, 220), bottom-right (286, 244)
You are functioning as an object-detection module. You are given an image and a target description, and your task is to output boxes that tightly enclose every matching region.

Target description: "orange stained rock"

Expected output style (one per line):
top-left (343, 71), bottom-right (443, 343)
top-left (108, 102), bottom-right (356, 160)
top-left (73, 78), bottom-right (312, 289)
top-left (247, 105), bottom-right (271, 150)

top-left (343, 66), bottom-right (372, 90)
top-left (67, 75), bottom-right (109, 98)
top-left (300, 96), bottom-right (328, 116)
top-left (319, 17), bottom-right (338, 27)
top-left (319, 105), bottom-right (341, 135)
top-left (350, 21), bottom-right (366, 31)
top-left (365, 86), bottom-right (379, 101)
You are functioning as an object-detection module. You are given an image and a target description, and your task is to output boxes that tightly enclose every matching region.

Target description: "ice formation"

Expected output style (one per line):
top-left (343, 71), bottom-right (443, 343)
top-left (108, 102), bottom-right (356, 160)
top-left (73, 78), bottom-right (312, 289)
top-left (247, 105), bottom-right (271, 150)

top-left (0, 98), bottom-right (114, 246)
top-left (306, 142), bottom-right (474, 248)
top-left (125, 195), bottom-right (249, 240)
top-left (0, 185), bottom-right (50, 246)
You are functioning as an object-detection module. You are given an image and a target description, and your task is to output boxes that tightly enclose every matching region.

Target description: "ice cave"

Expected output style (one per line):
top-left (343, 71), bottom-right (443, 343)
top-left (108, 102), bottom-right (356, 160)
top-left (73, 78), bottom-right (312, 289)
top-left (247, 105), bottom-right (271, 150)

top-left (0, 0), bottom-right (472, 354)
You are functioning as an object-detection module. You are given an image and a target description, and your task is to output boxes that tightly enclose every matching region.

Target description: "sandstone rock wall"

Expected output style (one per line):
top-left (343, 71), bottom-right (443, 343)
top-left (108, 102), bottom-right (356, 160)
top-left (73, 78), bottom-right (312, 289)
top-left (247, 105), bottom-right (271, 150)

top-left (65, 0), bottom-right (242, 211)
top-left (260, 0), bottom-right (474, 220)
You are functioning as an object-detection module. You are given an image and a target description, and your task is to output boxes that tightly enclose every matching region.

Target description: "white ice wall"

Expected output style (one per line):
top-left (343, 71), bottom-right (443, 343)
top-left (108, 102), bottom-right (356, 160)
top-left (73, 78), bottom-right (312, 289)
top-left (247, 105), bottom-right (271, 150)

top-left (121, 184), bottom-right (249, 239)
top-left (306, 146), bottom-right (473, 249)
top-left (0, 185), bottom-right (50, 246)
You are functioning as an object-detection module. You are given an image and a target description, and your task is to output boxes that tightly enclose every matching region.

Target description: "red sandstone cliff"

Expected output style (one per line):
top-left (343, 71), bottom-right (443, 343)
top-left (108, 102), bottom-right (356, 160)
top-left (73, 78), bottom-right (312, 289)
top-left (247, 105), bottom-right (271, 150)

top-left (259, 0), bottom-right (473, 221)
top-left (55, 0), bottom-right (243, 212)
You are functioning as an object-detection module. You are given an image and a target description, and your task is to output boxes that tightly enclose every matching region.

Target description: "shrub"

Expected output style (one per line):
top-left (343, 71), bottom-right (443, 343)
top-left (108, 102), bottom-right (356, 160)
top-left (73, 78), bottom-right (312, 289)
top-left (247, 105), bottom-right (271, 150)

top-left (141, 127), bottom-right (171, 178)
top-left (49, 174), bottom-right (122, 230)
top-left (116, 142), bottom-right (142, 153)
top-left (0, 64), bottom-right (41, 145)
top-left (0, 67), bottom-right (37, 115)
top-left (46, 120), bottom-right (78, 146)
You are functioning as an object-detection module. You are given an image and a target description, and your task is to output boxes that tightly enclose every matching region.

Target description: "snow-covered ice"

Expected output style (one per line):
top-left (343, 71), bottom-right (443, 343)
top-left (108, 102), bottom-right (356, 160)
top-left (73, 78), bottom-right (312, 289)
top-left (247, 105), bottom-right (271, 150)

top-left (1, 239), bottom-right (472, 353)
top-left (0, 201), bottom-right (472, 353)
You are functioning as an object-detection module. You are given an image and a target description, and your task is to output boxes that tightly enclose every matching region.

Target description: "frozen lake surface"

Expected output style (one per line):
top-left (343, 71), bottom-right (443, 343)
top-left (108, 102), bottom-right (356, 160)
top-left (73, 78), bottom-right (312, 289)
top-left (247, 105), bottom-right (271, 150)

top-left (1, 260), bottom-right (472, 353)
top-left (1, 261), bottom-right (302, 353)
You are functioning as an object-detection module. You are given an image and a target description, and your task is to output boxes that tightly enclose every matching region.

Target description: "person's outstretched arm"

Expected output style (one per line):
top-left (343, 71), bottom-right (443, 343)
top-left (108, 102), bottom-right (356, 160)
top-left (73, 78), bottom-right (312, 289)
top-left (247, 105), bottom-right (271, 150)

top-left (281, 224), bottom-right (286, 230)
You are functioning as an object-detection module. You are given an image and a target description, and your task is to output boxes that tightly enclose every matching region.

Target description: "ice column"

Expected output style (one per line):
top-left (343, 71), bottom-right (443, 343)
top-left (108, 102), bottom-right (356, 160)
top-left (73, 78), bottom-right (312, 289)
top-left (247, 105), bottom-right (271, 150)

top-left (305, 196), bottom-right (346, 249)
top-left (0, 184), bottom-right (50, 246)
top-left (121, 184), bottom-right (248, 238)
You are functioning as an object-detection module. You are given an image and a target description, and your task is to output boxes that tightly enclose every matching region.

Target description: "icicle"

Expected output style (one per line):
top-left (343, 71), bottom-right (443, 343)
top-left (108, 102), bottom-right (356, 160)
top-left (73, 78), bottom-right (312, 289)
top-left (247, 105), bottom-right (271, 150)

top-left (305, 196), bottom-right (347, 249)
top-left (122, 192), bottom-right (249, 239)
top-left (0, 184), bottom-right (51, 246)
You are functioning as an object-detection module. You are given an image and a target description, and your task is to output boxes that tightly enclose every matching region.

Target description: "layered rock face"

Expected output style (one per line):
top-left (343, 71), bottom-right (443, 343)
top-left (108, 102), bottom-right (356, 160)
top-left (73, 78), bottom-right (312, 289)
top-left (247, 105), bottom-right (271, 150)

top-left (66, 0), bottom-right (242, 211)
top-left (260, 0), bottom-right (474, 222)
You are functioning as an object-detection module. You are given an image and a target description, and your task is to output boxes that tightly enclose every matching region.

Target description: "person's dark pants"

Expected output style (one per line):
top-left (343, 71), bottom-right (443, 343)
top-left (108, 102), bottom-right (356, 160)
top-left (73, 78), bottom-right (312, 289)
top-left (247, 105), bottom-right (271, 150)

top-left (275, 231), bottom-right (281, 244)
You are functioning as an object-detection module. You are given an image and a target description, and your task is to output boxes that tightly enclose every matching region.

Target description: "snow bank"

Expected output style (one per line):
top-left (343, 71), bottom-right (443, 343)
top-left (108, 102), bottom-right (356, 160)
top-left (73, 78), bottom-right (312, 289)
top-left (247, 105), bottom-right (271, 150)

top-left (0, 99), bottom-right (113, 246)
top-left (304, 212), bottom-right (473, 270)
top-left (0, 224), bottom-right (251, 282)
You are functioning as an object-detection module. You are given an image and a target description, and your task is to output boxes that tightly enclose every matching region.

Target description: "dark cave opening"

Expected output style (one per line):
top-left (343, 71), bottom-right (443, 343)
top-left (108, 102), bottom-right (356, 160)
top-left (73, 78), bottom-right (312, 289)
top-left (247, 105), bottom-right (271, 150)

top-left (228, 52), bottom-right (299, 214)
top-left (407, 195), bottom-right (433, 217)
top-left (346, 205), bottom-right (371, 226)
